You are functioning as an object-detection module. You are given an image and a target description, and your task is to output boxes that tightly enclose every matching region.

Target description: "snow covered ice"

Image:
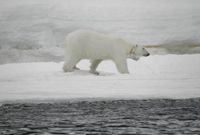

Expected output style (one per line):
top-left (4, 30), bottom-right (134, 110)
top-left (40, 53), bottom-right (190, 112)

top-left (0, 55), bottom-right (200, 104)
top-left (0, 0), bottom-right (200, 103)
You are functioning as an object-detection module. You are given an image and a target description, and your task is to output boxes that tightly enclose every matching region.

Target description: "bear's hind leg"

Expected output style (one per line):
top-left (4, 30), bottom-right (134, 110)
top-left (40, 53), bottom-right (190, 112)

top-left (63, 62), bottom-right (73, 72)
top-left (73, 59), bottom-right (80, 70)
top-left (63, 58), bottom-right (80, 72)
top-left (73, 66), bottom-right (80, 70)
top-left (90, 59), bottom-right (102, 75)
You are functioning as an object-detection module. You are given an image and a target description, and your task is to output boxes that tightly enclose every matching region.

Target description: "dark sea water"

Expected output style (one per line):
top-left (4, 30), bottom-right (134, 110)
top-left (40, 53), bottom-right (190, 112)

top-left (1, 98), bottom-right (200, 135)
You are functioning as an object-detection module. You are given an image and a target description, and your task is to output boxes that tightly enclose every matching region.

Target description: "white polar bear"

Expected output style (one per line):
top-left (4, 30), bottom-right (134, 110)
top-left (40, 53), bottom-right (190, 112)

top-left (63, 29), bottom-right (149, 74)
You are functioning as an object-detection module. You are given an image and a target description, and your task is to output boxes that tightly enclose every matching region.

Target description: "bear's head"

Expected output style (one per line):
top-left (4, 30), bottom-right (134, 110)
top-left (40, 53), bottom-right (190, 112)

top-left (128, 44), bottom-right (150, 61)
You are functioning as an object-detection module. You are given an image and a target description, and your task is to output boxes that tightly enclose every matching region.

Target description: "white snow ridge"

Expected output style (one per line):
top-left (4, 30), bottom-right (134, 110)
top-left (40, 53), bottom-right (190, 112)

top-left (0, 0), bottom-right (200, 103)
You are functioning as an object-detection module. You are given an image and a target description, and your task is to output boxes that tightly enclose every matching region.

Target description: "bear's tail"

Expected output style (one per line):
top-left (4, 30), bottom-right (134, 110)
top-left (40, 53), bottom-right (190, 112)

top-left (64, 38), bottom-right (68, 48)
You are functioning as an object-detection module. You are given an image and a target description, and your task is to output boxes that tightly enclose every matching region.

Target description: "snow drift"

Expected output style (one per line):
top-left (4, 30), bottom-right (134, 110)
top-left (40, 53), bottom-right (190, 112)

top-left (0, 0), bottom-right (200, 64)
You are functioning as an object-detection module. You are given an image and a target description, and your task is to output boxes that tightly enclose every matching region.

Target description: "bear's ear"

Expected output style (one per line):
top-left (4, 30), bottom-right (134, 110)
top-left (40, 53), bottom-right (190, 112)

top-left (136, 44), bottom-right (138, 48)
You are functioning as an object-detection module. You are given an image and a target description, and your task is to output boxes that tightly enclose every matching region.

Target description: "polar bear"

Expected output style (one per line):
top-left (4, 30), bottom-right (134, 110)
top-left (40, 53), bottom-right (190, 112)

top-left (63, 29), bottom-right (149, 74)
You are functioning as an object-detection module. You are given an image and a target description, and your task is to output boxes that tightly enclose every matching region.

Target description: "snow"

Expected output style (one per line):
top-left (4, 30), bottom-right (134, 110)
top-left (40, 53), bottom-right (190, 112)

top-left (0, 0), bottom-right (200, 103)
top-left (0, 0), bottom-right (200, 64)
top-left (0, 55), bottom-right (200, 104)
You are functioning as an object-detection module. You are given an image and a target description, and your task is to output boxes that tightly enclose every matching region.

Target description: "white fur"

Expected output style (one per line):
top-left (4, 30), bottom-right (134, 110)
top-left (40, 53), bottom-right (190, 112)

top-left (63, 29), bottom-right (149, 74)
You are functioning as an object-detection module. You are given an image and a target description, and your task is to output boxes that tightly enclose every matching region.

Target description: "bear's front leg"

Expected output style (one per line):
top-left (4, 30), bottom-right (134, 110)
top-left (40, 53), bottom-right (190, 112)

top-left (114, 57), bottom-right (129, 74)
